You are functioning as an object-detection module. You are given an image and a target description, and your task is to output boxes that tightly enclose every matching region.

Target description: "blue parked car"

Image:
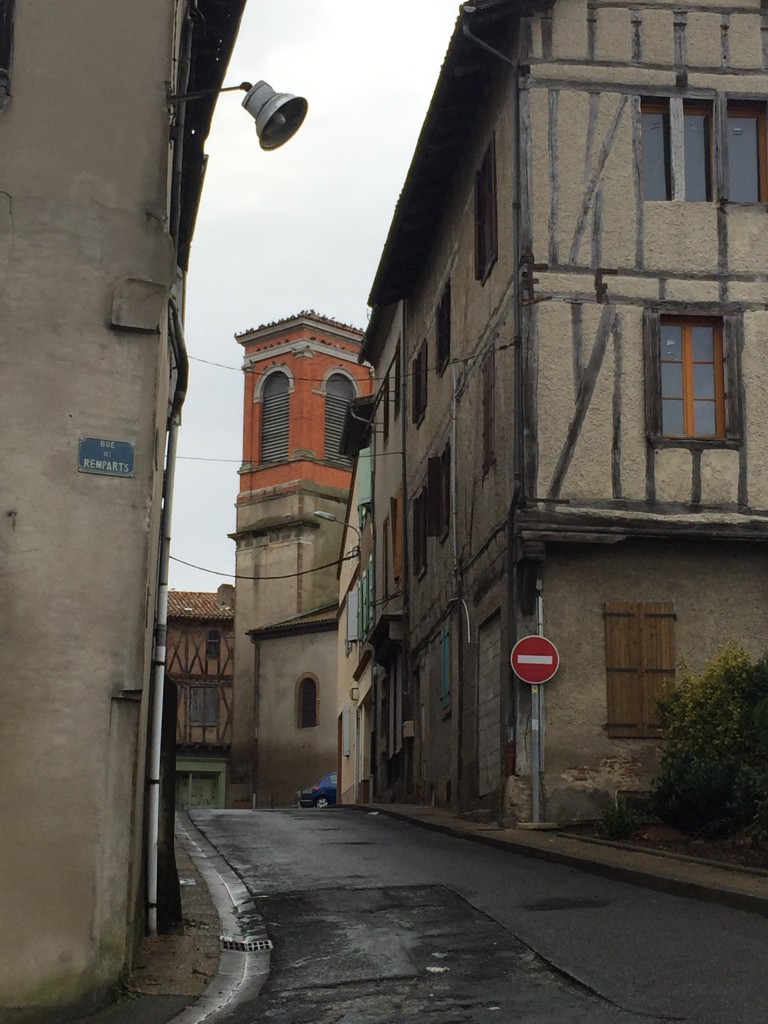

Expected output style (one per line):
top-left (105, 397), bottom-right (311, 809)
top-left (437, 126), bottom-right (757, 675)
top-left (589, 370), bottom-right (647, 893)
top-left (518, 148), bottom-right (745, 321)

top-left (297, 770), bottom-right (337, 808)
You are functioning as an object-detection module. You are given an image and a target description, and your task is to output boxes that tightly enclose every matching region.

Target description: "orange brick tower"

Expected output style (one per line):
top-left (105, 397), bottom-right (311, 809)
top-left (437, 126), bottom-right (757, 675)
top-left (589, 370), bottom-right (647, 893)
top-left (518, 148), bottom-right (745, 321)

top-left (229, 311), bottom-right (372, 806)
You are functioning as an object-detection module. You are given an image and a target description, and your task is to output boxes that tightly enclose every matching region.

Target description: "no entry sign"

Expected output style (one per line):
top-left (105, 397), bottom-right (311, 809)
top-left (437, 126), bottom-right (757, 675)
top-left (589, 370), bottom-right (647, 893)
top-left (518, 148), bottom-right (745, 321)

top-left (510, 635), bottom-right (560, 684)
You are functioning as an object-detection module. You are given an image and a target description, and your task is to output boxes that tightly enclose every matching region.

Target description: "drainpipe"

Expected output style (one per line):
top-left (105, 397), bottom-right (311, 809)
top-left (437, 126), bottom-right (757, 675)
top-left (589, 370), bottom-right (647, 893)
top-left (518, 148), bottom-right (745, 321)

top-left (147, 0), bottom-right (192, 937)
top-left (147, 300), bottom-right (188, 936)
top-left (450, 362), bottom-right (470, 806)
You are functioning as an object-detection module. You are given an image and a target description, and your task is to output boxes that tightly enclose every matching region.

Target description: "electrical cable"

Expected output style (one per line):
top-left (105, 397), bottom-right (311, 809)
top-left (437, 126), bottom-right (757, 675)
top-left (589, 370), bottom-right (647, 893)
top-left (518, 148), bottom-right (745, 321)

top-left (170, 551), bottom-right (356, 580)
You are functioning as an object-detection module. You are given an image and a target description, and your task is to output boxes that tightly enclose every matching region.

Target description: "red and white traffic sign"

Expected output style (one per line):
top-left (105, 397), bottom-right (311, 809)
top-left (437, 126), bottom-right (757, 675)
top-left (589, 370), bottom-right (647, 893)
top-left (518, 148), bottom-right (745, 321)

top-left (510, 635), bottom-right (560, 684)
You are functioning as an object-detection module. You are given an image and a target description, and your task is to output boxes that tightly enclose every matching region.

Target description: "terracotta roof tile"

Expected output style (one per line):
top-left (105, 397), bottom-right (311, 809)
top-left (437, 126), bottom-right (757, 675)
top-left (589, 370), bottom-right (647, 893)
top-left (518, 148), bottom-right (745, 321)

top-left (167, 591), bottom-right (234, 622)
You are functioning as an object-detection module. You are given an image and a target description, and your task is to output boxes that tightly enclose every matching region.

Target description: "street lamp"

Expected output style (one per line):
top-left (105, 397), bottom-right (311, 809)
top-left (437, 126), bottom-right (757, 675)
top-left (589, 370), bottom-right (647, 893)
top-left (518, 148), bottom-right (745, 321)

top-left (167, 79), bottom-right (308, 150)
top-left (313, 510), bottom-right (361, 557)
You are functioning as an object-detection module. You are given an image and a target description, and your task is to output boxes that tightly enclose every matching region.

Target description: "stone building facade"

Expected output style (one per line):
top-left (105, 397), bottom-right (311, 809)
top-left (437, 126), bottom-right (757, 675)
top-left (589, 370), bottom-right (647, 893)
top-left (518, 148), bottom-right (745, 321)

top-left (362, 0), bottom-right (768, 822)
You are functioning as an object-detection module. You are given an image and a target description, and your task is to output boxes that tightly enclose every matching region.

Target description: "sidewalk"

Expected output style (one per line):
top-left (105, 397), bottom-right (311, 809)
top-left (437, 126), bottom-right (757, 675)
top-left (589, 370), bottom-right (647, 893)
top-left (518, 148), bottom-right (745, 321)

top-left (75, 803), bottom-right (768, 1023)
top-left (73, 830), bottom-right (220, 1024)
top-left (364, 803), bottom-right (768, 918)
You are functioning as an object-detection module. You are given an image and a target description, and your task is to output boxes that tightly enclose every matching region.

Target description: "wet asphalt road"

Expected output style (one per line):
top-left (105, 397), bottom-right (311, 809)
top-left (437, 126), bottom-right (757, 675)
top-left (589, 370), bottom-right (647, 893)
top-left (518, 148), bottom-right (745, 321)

top-left (191, 807), bottom-right (768, 1023)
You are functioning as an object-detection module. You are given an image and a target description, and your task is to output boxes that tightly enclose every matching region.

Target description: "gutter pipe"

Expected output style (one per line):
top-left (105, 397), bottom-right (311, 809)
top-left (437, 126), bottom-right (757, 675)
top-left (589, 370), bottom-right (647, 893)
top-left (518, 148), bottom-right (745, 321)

top-left (147, 0), bottom-right (193, 936)
top-left (147, 301), bottom-right (188, 936)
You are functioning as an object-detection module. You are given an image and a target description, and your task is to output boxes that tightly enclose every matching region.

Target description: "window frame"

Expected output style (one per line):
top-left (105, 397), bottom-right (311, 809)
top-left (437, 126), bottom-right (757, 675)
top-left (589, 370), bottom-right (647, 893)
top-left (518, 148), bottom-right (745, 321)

top-left (726, 101), bottom-right (768, 203)
top-left (641, 98), bottom-right (672, 201)
top-left (205, 628), bottom-right (221, 661)
top-left (297, 676), bottom-right (319, 729)
top-left (643, 310), bottom-right (742, 446)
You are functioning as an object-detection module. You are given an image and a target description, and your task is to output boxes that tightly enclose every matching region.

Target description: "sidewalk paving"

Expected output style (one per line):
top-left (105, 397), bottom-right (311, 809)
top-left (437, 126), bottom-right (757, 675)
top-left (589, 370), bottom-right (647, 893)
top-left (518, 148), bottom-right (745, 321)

top-left (74, 803), bottom-right (768, 1023)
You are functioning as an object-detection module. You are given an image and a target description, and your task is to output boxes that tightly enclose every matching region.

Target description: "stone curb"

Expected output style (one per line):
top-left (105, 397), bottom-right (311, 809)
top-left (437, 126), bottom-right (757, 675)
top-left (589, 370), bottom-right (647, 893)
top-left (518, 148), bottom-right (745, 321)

top-left (345, 804), bottom-right (768, 919)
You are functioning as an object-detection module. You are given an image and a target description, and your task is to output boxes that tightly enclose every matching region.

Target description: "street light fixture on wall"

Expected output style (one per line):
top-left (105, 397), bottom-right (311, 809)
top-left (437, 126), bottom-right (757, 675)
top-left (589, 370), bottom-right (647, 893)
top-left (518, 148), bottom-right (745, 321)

top-left (167, 78), bottom-right (308, 150)
top-left (313, 510), bottom-right (361, 557)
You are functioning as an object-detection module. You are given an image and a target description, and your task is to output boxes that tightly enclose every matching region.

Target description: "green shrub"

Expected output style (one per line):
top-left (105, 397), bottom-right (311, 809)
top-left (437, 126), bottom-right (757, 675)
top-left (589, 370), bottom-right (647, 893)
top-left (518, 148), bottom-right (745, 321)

top-left (595, 798), bottom-right (639, 841)
top-left (652, 644), bottom-right (768, 838)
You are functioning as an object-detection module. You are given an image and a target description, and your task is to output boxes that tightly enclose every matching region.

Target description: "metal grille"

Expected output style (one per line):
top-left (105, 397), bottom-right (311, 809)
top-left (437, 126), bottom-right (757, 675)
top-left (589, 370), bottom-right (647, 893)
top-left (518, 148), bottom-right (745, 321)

top-left (220, 936), bottom-right (273, 952)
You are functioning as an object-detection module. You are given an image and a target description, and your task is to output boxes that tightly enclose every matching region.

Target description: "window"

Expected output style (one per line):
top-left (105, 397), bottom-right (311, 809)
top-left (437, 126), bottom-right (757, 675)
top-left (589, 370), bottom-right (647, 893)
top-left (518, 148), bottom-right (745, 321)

top-left (0, 0), bottom-right (14, 99)
top-left (436, 282), bottom-right (451, 373)
top-left (604, 601), bottom-right (675, 737)
top-left (412, 488), bottom-right (427, 577)
top-left (358, 556), bottom-right (374, 638)
top-left (261, 371), bottom-right (290, 461)
top-left (325, 373), bottom-right (354, 463)
top-left (190, 687), bottom-right (219, 728)
top-left (482, 347), bottom-right (495, 472)
top-left (643, 312), bottom-right (740, 441)
top-left (641, 100), bottom-right (671, 200)
top-left (205, 629), bottom-right (220, 660)
top-left (298, 677), bottom-right (318, 728)
top-left (383, 515), bottom-right (390, 598)
top-left (440, 624), bottom-right (451, 710)
top-left (346, 588), bottom-right (359, 651)
top-left (412, 341), bottom-right (428, 425)
top-left (727, 103), bottom-right (767, 202)
top-left (475, 136), bottom-right (498, 282)
top-left (641, 99), bottom-right (712, 202)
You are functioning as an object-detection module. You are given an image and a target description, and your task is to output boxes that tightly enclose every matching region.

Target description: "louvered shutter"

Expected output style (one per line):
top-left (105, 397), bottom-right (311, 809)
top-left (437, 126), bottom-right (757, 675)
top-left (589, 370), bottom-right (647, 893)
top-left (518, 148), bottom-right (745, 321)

top-left (261, 373), bottom-right (289, 461)
top-left (325, 374), bottom-right (353, 463)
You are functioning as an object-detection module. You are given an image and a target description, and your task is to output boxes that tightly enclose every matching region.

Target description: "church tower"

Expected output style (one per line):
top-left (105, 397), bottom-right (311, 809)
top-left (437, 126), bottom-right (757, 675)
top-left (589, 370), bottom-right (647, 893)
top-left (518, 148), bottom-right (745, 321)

top-left (228, 311), bottom-right (372, 806)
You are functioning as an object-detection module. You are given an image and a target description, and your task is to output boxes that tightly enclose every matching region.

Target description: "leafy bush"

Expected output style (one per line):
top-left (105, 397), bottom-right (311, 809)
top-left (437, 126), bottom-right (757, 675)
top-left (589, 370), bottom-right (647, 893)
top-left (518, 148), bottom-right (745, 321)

top-left (652, 644), bottom-right (768, 838)
top-left (595, 798), bottom-right (639, 841)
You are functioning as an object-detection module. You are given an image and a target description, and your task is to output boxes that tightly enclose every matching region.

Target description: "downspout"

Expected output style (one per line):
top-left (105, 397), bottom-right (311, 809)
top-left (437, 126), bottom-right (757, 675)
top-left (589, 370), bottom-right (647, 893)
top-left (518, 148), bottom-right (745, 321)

top-left (462, 3), bottom-right (526, 807)
top-left (148, 0), bottom-right (192, 936)
top-left (147, 301), bottom-right (188, 936)
top-left (451, 362), bottom-right (470, 807)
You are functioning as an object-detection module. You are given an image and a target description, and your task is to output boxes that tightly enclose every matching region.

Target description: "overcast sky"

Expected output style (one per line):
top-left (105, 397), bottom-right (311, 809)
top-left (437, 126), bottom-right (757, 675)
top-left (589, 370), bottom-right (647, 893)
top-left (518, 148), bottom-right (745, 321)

top-left (171, 2), bottom-right (461, 592)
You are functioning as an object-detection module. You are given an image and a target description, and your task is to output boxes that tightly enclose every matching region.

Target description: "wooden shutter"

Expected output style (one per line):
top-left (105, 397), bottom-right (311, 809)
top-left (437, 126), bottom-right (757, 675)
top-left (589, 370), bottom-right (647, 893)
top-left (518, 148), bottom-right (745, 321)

top-left (643, 309), bottom-right (662, 437)
top-left (390, 490), bottom-right (403, 583)
top-left (426, 456), bottom-right (442, 537)
top-left (325, 395), bottom-right (349, 461)
top-left (723, 314), bottom-right (744, 440)
top-left (604, 601), bottom-right (675, 737)
top-left (0, 0), bottom-right (15, 93)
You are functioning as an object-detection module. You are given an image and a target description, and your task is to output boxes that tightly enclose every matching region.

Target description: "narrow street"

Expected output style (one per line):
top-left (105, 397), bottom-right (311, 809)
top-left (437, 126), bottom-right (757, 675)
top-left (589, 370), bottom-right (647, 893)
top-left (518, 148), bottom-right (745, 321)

top-left (190, 808), bottom-right (768, 1024)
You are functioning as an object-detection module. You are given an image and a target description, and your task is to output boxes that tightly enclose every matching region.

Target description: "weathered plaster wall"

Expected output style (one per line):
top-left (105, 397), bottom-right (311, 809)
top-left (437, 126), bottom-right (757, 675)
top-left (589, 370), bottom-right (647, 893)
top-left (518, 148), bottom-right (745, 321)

top-left (0, 0), bottom-right (176, 1012)
top-left (522, 540), bottom-right (768, 821)
top-left (254, 629), bottom-right (339, 806)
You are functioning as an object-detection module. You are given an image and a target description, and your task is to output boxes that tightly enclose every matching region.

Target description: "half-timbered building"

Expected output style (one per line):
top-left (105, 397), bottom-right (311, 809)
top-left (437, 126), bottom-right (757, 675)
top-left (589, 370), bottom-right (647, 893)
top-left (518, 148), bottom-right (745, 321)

top-left (167, 591), bottom-right (235, 808)
top-left (363, 0), bottom-right (768, 821)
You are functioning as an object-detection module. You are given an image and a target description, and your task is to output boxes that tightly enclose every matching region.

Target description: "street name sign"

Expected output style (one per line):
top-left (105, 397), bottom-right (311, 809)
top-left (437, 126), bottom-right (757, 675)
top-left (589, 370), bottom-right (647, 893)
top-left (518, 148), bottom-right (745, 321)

top-left (510, 635), bottom-right (560, 684)
top-left (78, 437), bottom-right (135, 478)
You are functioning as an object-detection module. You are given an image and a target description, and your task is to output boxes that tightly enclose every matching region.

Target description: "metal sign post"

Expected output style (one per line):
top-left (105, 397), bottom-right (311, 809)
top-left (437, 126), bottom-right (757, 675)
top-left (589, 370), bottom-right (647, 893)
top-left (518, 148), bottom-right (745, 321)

top-left (510, 601), bottom-right (559, 825)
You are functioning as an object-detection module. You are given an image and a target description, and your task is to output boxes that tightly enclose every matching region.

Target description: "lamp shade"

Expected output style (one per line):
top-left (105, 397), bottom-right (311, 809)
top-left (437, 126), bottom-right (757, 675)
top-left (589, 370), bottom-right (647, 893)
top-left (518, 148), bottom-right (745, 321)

top-left (242, 80), bottom-right (308, 150)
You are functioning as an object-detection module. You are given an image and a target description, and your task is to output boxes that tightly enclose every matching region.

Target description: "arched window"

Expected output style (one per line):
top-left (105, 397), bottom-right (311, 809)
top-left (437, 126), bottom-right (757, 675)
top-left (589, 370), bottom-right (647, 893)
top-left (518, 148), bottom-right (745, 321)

top-left (298, 677), bottom-right (318, 728)
top-left (261, 372), bottom-right (290, 461)
top-left (325, 373), bottom-right (354, 463)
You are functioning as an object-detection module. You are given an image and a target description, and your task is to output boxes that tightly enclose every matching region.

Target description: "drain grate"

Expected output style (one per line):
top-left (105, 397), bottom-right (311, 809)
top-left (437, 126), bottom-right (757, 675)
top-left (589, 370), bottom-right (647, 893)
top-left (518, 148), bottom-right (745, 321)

top-left (220, 935), bottom-right (273, 952)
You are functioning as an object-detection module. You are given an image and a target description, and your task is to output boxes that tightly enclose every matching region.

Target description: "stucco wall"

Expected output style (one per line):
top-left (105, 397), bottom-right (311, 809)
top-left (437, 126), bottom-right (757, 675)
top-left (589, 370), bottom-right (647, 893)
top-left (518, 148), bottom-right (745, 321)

top-left (516, 539), bottom-right (768, 821)
top-left (254, 628), bottom-right (339, 806)
top-left (0, 0), bottom-right (176, 1012)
